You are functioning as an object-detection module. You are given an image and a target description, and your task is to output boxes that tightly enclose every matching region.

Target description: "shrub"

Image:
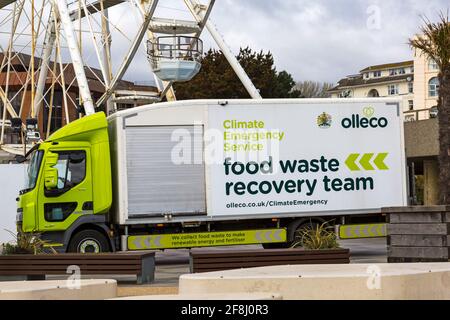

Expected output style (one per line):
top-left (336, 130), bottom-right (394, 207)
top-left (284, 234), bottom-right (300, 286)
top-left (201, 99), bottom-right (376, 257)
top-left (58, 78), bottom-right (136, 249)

top-left (1, 229), bottom-right (56, 255)
top-left (291, 222), bottom-right (340, 250)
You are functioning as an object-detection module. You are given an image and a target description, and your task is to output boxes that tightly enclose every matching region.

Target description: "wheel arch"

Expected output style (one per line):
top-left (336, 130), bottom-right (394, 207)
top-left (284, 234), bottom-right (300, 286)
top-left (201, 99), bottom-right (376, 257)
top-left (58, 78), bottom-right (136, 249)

top-left (63, 215), bottom-right (114, 252)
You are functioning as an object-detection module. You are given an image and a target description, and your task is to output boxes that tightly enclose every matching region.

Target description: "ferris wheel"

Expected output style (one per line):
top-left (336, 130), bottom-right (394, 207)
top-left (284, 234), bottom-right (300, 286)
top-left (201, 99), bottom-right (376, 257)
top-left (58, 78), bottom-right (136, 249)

top-left (0, 0), bottom-right (261, 155)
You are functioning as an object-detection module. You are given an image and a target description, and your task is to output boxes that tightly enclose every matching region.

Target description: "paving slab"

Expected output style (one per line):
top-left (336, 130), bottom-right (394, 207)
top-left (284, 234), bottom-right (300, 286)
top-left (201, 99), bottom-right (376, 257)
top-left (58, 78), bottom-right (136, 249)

top-left (179, 263), bottom-right (450, 300)
top-left (0, 279), bottom-right (117, 300)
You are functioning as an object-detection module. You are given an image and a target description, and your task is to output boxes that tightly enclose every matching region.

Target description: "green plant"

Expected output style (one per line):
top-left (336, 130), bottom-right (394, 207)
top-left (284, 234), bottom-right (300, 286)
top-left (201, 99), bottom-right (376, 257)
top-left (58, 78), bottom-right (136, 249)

top-left (1, 229), bottom-right (57, 255)
top-left (291, 222), bottom-right (340, 250)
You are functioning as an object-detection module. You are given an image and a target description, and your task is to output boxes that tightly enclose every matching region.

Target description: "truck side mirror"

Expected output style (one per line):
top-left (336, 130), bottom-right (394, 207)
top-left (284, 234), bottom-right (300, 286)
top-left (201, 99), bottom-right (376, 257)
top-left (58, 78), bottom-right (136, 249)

top-left (15, 155), bottom-right (26, 163)
top-left (44, 152), bottom-right (59, 190)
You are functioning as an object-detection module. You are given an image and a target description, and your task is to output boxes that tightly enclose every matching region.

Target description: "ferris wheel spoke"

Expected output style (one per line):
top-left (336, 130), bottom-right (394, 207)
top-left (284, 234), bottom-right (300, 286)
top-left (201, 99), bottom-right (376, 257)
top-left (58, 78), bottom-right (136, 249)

top-left (96, 0), bottom-right (158, 107)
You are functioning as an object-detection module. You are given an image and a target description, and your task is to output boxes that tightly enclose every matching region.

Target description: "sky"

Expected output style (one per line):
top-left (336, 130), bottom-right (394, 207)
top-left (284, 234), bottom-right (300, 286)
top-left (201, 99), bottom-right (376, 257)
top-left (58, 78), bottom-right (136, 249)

top-left (108, 0), bottom-right (448, 85)
top-left (201, 0), bottom-right (449, 83)
top-left (1, 0), bottom-right (448, 86)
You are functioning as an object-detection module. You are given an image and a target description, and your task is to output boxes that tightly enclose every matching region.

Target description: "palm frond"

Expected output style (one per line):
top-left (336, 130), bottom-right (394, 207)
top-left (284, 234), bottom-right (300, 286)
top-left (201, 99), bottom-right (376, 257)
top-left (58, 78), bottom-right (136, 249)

top-left (409, 11), bottom-right (450, 70)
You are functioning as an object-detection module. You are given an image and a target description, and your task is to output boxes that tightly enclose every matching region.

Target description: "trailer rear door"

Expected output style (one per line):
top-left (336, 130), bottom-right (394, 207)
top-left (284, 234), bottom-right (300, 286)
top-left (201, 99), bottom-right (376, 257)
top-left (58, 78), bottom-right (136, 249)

top-left (125, 125), bottom-right (206, 216)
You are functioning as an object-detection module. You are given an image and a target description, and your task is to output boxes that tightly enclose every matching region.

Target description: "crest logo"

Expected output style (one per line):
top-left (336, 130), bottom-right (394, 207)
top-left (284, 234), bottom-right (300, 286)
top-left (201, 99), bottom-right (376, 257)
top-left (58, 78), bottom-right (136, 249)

top-left (317, 112), bottom-right (332, 129)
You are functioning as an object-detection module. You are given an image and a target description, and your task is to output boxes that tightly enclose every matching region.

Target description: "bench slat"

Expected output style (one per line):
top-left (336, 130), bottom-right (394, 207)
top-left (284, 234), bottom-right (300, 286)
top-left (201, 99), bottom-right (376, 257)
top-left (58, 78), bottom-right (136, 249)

top-left (192, 253), bottom-right (350, 264)
top-left (0, 265), bottom-right (141, 271)
top-left (190, 249), bottom-right (348, 258)
top-left (193, 259), bottom-right (350, 272)
top-left (0, 259), bottom-right (142, 265)
top-left (0, 270), bottom-right (143, 275)
top-left (0, 253), bottom-right (154, 260)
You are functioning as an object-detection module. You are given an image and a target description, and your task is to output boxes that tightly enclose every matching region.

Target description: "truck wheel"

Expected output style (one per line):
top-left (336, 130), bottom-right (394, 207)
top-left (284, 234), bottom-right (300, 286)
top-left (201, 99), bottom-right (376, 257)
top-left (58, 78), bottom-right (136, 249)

top-left (291, 222), bottom-right (320, 247)
top-left (68, 230), bottom-right (111, 253)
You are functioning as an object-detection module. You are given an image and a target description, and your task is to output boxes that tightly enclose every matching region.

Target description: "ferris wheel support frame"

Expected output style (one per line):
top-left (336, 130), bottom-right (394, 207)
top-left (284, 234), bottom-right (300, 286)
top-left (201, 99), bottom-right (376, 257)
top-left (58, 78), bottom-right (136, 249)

top-left (0, 0), bottom-right (25, 133)
top-left (33, 12), bottom-right (56, 118)
top-left (100, 6), bottom-right (114, 115)
top-left (52, 0), bottom-right (96, 115)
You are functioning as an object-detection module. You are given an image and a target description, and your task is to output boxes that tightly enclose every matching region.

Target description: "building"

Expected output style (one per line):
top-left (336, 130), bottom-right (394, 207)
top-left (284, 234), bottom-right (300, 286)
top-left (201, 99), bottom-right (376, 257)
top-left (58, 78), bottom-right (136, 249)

top-left (412, 50), bottom-right (440, 120)
top-left (0, 52), bottom-right (158, 145)
top-left (329, 53), bottom-right (439, 121)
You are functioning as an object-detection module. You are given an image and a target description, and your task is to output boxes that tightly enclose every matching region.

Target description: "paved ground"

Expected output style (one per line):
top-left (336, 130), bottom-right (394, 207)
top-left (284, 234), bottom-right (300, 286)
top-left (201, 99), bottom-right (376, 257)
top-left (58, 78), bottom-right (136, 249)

top-left (43, 238), bottom-right (388, 295)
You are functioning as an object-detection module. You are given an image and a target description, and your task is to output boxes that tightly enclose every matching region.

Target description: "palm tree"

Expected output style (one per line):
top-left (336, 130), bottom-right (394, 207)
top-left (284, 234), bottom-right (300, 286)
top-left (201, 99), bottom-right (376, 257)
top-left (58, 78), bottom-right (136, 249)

top-left (410, 12), bottom-right (450, 204)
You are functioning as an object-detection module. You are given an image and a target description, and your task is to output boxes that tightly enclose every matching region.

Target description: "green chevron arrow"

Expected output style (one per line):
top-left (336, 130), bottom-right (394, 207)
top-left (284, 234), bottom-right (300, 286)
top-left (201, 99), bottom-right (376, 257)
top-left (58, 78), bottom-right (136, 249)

top-left (360, 153), bottom-right (375, 170)
top-left (374, 153), bottom-right (389, 170)
top-left (345, 153), bottom-right (360, 171)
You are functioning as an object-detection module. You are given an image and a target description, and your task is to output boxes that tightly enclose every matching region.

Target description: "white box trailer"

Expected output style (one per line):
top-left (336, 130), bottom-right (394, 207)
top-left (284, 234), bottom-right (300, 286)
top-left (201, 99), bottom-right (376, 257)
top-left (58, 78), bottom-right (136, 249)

top-left (107, 98), bottom-right (407, 243)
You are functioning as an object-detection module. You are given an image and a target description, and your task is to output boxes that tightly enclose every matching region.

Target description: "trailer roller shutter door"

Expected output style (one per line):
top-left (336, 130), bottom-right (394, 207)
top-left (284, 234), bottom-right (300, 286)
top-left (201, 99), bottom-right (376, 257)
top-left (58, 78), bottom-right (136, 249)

top-left (126, 125), bottom-right (206, 216)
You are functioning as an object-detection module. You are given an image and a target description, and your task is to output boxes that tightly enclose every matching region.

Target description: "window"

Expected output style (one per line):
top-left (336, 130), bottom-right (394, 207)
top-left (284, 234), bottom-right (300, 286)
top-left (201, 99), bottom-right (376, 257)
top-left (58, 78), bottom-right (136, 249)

top-left (44, 203), bottom-right (77, 222)
top-left (7, 91), bottom-right (21, 114)
top-left (389, 68), bottom-right (406, 76)
top-left (364, 73), bottom-right (369, 79)
top-left (23, 150), bottom-right (44, 193)
top-left (428, 59), bottom-right (439, 71)
top-left (53, 151), bottom-right (86, 190)
top-left (368, 89), bottom-right (380, 97)
top-left (408, 100), bottom-right (414, 111)
top-left (408, 82), bottom-right (414, 94)
top-left (429, 77), bottom-right (439, 97)
top-left (388, 84), bottom-right (399, 95)
top-left (373, 71), bottom-right (381, 78)
top-left (339, 90), bottom-right (353, 98)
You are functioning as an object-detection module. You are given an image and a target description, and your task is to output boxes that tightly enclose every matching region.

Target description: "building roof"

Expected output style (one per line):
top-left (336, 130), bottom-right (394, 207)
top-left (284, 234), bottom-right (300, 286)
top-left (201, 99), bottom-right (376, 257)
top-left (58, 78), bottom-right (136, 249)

top-left (0, 52), bottom-right (158, 94)
top-left (360, 60), bottom-right (413, 72)
top-left (329, 74), bottom-right (414, 92)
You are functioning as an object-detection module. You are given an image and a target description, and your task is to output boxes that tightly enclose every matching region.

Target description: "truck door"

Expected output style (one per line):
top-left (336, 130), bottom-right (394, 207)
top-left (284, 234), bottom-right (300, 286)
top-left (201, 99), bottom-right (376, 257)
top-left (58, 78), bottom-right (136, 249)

top-left (38, 149), bottom-right (93, 232)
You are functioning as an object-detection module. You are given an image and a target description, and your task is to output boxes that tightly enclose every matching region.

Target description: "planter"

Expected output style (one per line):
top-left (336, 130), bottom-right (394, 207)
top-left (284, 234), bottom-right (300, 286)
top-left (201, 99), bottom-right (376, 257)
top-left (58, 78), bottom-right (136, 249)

top-left (190, 248), bottom-right (350, 273)
top-left (383, 206), bottom-right (450, 262)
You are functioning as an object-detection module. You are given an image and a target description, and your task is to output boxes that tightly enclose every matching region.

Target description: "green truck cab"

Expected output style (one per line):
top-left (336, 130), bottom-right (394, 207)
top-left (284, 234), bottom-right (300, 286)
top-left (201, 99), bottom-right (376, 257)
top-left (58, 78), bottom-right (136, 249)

top-left (17, 112), bottom-right (114, 253)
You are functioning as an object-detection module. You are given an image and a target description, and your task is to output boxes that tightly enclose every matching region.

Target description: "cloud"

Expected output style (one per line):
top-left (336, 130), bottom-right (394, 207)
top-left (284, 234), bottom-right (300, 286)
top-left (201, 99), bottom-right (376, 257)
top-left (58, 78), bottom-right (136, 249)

top-left (5, 0), bottom-right (446, 87)
top-left (203, 0), bottom-right (449, 83)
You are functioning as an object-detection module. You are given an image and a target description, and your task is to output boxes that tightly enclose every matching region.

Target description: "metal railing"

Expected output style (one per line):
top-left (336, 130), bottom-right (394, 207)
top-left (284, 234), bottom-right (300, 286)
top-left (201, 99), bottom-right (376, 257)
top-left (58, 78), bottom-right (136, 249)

top-left (403, 107), bottom-right (438, 122)
top-left (147, 35), bottom-right (203, 68)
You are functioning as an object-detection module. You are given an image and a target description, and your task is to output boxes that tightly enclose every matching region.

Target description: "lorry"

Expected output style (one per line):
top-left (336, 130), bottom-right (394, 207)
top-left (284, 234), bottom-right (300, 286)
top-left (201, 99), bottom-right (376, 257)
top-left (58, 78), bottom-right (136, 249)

top-left (16, 98), bottom-right (407, 253)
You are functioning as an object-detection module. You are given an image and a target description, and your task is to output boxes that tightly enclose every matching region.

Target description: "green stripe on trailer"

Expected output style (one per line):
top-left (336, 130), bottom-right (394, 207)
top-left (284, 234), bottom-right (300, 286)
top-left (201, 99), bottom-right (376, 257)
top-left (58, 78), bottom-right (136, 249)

top-left (338, 223), bottom-right (386, 239)
top-left (127, 228), bottom-right (287, 250)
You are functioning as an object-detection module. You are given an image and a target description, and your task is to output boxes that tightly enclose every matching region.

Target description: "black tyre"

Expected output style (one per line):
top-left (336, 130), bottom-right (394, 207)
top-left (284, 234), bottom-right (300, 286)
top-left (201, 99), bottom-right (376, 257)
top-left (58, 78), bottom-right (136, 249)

top-left (67, 229), bottom-right (111, 253)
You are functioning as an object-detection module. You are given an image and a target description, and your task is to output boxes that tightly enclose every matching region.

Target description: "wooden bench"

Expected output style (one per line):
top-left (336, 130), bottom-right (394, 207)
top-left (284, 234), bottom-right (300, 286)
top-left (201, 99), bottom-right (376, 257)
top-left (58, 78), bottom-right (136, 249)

top-left (0, 252), bottom-right (155, 284)
top-left (190, 248), bottom-right (350, 273)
